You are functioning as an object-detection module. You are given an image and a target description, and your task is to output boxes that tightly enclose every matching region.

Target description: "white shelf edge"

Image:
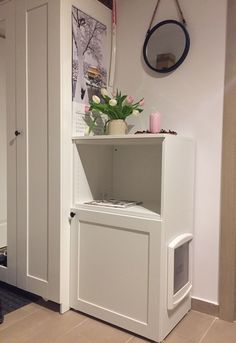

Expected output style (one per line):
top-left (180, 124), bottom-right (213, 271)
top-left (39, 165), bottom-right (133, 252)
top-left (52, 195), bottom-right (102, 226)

top-left (72, 134), bottom-right (167, 145)
top-left (71, 203), bottom-right (162, 221)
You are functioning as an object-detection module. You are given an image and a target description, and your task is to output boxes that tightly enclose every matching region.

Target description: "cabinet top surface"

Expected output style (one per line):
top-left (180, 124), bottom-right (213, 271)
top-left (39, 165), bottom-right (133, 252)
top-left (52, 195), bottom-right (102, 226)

top-left (72, 134), bottom-right (191, 145)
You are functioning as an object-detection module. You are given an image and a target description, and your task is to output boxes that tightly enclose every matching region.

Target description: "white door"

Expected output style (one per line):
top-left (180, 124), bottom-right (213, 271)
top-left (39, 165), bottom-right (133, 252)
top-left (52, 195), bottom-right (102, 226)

top-left (0, 0), bottom-right (17, 286)
top-left (0, 37), bottom-right (7, 249)
top-left (15, 0), bottom-right (61, 302)
top-left (70, 209), bottom-right (163, 341)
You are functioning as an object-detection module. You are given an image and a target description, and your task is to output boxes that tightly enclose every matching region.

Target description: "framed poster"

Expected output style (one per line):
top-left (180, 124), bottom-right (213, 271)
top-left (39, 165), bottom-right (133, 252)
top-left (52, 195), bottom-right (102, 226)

top-left (72, 0), bottom-right (111, 136)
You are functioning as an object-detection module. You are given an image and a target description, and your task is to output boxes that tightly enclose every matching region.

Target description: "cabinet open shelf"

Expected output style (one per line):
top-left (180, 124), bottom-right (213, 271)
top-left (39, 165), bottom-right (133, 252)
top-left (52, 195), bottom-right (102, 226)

top-left (72, 135), bottom-right (164, 218)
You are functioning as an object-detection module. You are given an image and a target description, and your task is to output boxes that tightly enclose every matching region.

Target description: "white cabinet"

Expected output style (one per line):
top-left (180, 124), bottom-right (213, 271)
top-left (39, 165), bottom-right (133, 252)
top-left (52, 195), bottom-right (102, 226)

top-left (70, 134), bottom-right (195, 342)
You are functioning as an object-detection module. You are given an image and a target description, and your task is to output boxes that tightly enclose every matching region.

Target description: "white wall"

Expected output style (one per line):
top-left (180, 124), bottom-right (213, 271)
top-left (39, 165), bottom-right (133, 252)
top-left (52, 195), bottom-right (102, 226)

top-left (114, 0), bottom-right (227, 304)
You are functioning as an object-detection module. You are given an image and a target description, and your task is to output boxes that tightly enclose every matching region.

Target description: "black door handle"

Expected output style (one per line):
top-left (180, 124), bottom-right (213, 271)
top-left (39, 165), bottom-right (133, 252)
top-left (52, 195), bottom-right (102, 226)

top-left (70, 212), bottom-right (76, 218)
top-left (15, 130), bottom-right (21, 136)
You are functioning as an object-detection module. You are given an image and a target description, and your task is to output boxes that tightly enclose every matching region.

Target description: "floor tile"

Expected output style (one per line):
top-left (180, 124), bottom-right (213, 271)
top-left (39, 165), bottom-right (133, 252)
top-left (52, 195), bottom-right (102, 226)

top-left (21, 303), bottom-right (43, 314)
top-left (128, 336), bottom-right (150, 342)
top-left (165, 310), bottom-right (215, 343)
top-left (201, 318), bottom-right (236, 343)
top-left (23, 310), bottom-right (88, 343)
top-left (0, 304), bottom-right (40, 332)
top-left (0, 308), bottom-right (53, 343)
top-left (57, 316), bottom-right (133, 343)
top-left (164, 333), bottom-right (196, 343)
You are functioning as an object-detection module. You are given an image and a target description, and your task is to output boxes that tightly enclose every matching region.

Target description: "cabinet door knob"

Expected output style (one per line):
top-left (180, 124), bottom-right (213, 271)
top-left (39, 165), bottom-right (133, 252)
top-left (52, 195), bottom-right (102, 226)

top-left (70, 212), bottom-right (76, 218)
top-left (15, 130), bottom-right (21, 136)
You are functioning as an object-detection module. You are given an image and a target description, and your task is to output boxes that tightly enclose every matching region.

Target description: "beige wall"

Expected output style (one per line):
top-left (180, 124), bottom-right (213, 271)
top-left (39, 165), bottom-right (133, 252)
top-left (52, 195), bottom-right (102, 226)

top-left (114, 0), bottom-right (227, 304)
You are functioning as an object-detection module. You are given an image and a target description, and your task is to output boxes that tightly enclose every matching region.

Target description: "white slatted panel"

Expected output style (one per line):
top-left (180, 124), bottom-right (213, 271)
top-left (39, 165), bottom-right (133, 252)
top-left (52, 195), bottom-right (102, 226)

top-left (27, 2), bottom-right (48, 281)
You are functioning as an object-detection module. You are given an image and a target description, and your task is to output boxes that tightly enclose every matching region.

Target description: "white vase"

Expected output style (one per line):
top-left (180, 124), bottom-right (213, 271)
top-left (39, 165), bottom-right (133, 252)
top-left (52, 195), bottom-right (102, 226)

top-left (107, 119), bottom-right (128, 135)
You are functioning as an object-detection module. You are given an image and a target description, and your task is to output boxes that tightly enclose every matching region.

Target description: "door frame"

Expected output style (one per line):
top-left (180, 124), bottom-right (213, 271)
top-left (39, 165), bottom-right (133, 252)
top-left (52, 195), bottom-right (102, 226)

top-left (219, 0), bottom-right (236, 322)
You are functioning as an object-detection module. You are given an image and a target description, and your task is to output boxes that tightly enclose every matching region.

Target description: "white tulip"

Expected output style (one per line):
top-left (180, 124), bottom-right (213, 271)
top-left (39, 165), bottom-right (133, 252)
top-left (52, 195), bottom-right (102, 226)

top-left (92, 95), bottom-right (101, 104)
top-left (109, 99), bottom-right (117, 106)
top-left (132, 109), bottom-right (139, 116)
top-left (84, 127), bottom-right (90, 136)
top-left (101, 88), bottom-right (109, 97)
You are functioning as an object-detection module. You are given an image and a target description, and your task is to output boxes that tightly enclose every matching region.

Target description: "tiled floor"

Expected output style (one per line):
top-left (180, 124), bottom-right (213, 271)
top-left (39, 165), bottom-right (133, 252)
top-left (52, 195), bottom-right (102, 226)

top-left (0, 302), bottom-right (236, 343)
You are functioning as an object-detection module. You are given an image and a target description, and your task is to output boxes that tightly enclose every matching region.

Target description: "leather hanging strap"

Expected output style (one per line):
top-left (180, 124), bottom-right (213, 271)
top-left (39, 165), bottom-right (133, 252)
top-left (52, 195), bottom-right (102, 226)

top-left (147, 0), bottom-right (161, 33)
top-left (175, 0), bottom-right (186, 25)
top-left (147, 0), bottom-right (187, 33)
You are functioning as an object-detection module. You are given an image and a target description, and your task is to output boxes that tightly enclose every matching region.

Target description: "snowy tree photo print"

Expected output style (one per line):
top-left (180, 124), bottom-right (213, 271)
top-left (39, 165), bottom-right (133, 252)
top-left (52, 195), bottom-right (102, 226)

top-left (72, 6), bottom-right (107, 104)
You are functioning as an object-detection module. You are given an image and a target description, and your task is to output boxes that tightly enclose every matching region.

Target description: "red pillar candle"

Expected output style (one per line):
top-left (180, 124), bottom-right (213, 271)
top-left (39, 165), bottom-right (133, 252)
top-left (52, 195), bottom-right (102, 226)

top-left (149, 112), bottom-right (161, 133)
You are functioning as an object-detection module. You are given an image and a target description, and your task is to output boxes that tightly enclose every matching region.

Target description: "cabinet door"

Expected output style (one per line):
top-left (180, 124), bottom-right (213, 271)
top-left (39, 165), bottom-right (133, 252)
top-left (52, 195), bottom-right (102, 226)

top-left (0, 0), bottom-right (17, 286)
top-left (70, 209), bottom-right (162, 341)
top-left (15, 0), bottom-right (61, 301)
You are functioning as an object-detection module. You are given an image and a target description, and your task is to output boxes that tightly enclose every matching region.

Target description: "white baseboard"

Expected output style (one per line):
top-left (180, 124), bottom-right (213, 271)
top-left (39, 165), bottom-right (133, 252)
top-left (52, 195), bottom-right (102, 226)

top-left (191, 297), bottom-right (219, 317)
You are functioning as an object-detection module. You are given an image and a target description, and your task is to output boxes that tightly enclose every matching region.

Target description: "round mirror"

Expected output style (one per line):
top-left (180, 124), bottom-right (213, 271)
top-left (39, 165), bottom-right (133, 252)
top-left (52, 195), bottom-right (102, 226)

top-left (143, 20), bottom-right (190, 73)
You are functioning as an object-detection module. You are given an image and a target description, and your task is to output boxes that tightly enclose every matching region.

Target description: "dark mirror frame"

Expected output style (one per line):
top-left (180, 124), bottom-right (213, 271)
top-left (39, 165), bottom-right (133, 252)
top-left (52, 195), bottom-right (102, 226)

top-left (143, 19), bottom-right (190, 73)
top-left (97, 0), bottom-right (112, 9)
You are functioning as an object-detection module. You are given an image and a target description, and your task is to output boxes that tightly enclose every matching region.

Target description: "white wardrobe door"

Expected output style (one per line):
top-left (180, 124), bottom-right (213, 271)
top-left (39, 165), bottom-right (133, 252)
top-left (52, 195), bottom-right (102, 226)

top-left (0, 0), bottom-right (17, 286)
top-left (16, 0), bottom-right (60, 301)
top-left (0, 37), bottom-right (7, 249)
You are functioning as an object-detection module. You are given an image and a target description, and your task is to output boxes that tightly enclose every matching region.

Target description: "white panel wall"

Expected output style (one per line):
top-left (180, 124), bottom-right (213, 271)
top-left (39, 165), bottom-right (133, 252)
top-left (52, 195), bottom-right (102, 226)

top-left (60, 0), bottom-right (112, 310)
top-left (115, 0), bottom-right (227, 304)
